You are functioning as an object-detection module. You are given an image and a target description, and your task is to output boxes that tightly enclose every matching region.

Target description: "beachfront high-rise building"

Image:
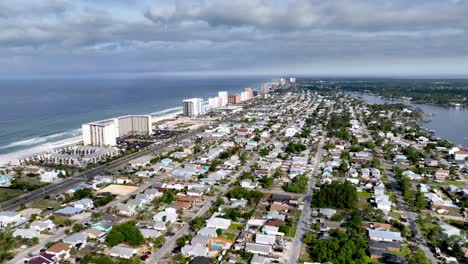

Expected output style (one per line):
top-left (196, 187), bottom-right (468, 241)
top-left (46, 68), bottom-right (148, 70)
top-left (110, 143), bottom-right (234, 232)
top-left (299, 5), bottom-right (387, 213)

top-left (82, 115), bottom-right (152, 146)
top-left (228, 95), bottom-right (241, 104)
top-left (183, 98), bottom-right (204, 117)
top-left (82, 120), bottom-right (118, 147)
top-left (290, 77), bottom-right (296, 83)
top-left (116, 115), bottom-right (152, 137)
top-left (260, 84), bottom-right (270, 96)
top-left (240, 87), bottom-right (254, 102)
top-left (218, 91), bottom-right (228, 107)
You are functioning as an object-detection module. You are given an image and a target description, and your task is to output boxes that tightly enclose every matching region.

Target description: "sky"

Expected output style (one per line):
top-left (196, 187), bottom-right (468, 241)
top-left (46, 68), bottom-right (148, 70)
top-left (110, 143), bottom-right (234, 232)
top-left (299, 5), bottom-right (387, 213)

top-left (1, 0), bottom-right (468, 78)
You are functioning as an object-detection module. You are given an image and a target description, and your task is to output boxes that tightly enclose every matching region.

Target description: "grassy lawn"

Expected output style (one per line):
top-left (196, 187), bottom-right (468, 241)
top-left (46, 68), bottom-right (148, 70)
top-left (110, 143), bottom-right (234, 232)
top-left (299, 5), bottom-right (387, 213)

top-left (0, 188), bottom-right (23, 203)
top-left (357, 191), bottom-right (372, 199)
top-left (222, 231), bottom-right (237, 240)
top-left (228, 223), bottom-right (244, 231)
top-left (50, 215), bottom-right (74, 226)
top-left (430, 180), bottom-right (466, 187)
top-left (30, 199), bottom-right (63, 210)
top-left (298, 244), bottom-right (313, 263)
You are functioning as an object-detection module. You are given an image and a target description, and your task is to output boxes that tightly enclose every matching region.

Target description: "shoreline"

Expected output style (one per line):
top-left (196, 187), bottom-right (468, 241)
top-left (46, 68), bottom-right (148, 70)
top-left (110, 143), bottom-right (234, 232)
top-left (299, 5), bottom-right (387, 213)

top-left (0, 108), bottom-right (184, 166)
top-left (352, 92), bottom-right (467, 148)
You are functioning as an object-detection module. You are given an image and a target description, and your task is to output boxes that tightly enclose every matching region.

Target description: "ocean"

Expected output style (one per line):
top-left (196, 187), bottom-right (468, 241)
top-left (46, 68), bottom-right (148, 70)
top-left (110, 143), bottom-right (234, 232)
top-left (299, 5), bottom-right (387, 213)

top-left (0, 76), bottom-right (271, 163)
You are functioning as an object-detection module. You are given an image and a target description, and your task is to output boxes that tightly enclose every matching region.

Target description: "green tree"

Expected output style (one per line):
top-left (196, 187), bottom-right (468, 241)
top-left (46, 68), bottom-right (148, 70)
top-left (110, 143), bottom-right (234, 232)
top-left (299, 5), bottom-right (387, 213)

top-left (106, 230), bottom-right (125, 246)
top-left (154, 235), bottom-right (165, 248)
top-left (260, 176), bottom-right (274, 189)
top-left (176, 236), bottom-right (187, 247)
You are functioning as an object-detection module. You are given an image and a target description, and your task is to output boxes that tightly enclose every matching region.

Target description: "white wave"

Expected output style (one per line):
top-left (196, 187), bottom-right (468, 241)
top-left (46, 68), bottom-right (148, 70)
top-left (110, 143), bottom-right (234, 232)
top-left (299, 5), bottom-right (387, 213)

top-left (0, 135), bottom-right (82, 165)
top-left (150, 106), bottom-right (183, 116)
top-left (0, 129), bottom-right (82, 150)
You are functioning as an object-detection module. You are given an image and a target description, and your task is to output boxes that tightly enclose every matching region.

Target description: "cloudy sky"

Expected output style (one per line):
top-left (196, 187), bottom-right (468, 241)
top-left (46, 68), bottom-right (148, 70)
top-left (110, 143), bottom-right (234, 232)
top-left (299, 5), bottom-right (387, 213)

top-left (1, 0), bottom-right (468, 78)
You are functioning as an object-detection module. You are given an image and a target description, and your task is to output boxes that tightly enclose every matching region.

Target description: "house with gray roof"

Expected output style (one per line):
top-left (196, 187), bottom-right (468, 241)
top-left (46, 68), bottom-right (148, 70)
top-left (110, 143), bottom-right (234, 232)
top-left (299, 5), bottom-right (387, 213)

top-left (63, 232), bottom-right (87, 249)
top-left (110, 246), bottom-right (138, 259)
top-left (368, 229), bottom-right (403, 242)
top-left (13, 228), bottom-right (39, 239)
top-left (245, 243), bottom-right (272, 255)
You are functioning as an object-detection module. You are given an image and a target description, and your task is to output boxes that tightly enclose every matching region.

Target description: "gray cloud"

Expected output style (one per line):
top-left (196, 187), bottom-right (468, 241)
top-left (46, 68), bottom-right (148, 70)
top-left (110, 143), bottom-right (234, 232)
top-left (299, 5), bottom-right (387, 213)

top-left (0, 0), bottom-right (467, 77)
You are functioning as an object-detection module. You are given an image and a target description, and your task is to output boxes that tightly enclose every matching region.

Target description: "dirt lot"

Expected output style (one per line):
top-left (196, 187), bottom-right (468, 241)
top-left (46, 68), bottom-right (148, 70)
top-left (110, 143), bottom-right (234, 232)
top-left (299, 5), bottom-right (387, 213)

top-left (96, 184), bottom-right (139, 196)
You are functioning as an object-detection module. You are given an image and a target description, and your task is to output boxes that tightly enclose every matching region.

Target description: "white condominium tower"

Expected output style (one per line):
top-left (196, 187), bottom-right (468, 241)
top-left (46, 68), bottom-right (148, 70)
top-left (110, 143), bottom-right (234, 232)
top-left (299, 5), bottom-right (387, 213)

top-left (82, 115), bottom-right (152, 146)
top-left (218, 91), bottom-right (228, 107)
top-left (117, 115), bottom-right (152, 137)
top-left (183, 98), bottom-right (204, 117)
top-left (82, 120), bottom-right (117, 147)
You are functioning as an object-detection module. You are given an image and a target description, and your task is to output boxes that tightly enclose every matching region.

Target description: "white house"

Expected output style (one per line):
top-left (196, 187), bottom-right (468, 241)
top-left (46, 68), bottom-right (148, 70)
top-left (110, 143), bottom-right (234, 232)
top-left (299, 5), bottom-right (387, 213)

top-left (368, 229), bottom-right (402, 242)
top-left (115, 203), bottom-right (136, 216)
top-left (284, 127), bottom-right (298, 137)
top-left (31, 219), bottom-right (55, 231)
top-left (197, 227), bottom-right (218, 237)
top-left (71, 198), bottom-right (94, 210)
top-left (255, 234), bottom-right (276, 245)
top-left (240, 179), bottom-right (258, 189)
top-left (39, 169), bottom-right (65, 183)
top-left (0, 211), bottom-right (25, 228)
top-left (110, 246), bottom-right (139, 259)
top-left (13, 228), bottom-right (39, 239)
top-left (206, 216), bottom-right (231, 230)
top-left (181, 244), bottom-right (209, 257)
top-left (153, 207), bottom-right (178, 228)
top-left (63, 232), bottom-right (88, 249)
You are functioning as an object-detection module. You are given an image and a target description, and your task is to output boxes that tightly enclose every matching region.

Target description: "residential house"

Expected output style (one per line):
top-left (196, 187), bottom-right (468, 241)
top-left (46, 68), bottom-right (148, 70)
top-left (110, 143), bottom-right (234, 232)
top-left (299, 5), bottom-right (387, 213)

top-left (82, 228), bottom-right (106, 239)
top-left (110, 246), bottom-right (138, 259)
top-left (27, 253), bottom-right (55, 264)
top-left (206, 215), bottom-right (231, 230)
top-left (434, 169), bottom-right (450, 181)
top-left (181, 244), bottom-right (209, 257)
top-left (71, 198), bottom-right (94, 210)
top-left (255, 234), bottom-right (276, 245)
top-left (240, 179), bottom-right (258, 189)
top-left (91, 220), bottom-right (113, 232)
top-left (30, 220), bottom-right (55, 232)
top-left (46, 242), bottom-right (72, 261)
top-left (55, 207), bottom-right (83, 216)
top-left (115, 203), bottom-right (136, 216)
top-left (197, 227), bottom-right (218, 237)
top-left (245, 243), bottom-right (272, 255)
top-left (0, 211), bottom-right (25, 228)
top-left (368, 230), bottom-right (403, 242)
top-left (63, 232), bottom-right (87, 249)
top-left (13, 228), bottom-right (40, 239)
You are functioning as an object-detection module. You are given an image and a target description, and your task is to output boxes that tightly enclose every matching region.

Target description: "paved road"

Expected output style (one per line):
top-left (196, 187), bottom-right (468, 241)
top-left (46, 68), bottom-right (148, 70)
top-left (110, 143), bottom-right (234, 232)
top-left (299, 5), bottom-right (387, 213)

top-left (9, 182), bottom-right (152, 264)
top-left (288, 136), bottom-right (325, 264)
top-left (149, 199), bottom-right (213, 263)
top-left (384, 165), bottom-right (438, 264)
top-left (0, 112), bottom-right (242, 212)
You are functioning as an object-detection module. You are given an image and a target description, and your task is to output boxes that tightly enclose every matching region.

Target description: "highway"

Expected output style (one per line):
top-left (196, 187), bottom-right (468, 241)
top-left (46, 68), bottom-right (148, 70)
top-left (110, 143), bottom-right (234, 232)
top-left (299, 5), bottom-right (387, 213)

top-left (0, 127), bottom-right (207, 211)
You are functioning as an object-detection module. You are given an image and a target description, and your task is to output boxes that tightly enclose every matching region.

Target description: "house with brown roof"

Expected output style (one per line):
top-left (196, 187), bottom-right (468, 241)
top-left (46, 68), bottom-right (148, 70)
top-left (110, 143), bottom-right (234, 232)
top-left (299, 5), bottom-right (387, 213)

top-left (265, 219), bottom-right (283, 227)
top-left (270, 202), bottom-right (289, 212)
top-left (45, 242), bottom-right (72, 260)
top-left (434, 169), bottom-right (450, 181)
top-left (176, 193), bottom-right (205, 206)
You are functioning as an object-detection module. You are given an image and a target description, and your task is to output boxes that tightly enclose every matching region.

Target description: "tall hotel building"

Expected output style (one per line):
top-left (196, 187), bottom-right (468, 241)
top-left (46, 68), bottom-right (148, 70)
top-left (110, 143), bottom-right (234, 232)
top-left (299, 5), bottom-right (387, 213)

top-left (228, 95), bottom-right (241, 104)
top-left (82, 115), bottom-right (152, 146)
top-left (240, 87), bottom-right (254, 102)
top-left (82, 120), bottom-right (118, 147)
top-left (117, 115), bottom-right (152, 137)
top-left (183, 98), bottom-right (204, 117)
top-left (218, 91), bottom-right (228, 107)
